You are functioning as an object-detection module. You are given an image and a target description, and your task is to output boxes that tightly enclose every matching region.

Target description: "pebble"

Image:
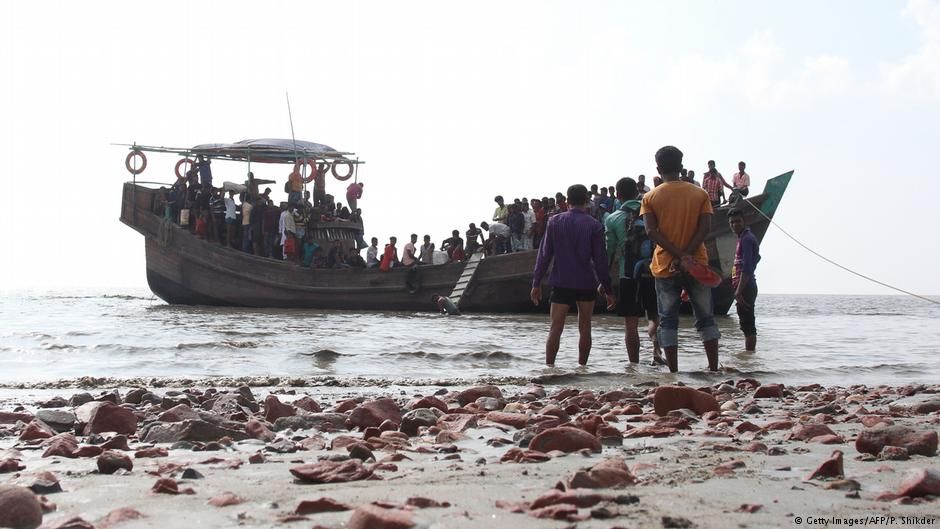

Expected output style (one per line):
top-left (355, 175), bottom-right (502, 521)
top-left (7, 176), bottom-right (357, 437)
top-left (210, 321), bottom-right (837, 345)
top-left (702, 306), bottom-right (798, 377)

top-left (0, 485), bottom-right (44, 529)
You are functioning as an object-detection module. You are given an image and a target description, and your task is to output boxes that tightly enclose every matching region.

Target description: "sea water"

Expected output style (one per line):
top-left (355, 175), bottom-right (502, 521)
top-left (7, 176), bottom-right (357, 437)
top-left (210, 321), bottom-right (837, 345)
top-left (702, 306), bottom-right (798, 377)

top-left (0, 289), bottom-right (938, 389)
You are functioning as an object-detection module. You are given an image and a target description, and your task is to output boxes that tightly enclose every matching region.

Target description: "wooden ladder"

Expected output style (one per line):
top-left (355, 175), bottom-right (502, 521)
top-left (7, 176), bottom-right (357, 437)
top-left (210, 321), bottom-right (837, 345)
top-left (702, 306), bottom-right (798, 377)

top-left (449, 252), bottom-right (483, 307)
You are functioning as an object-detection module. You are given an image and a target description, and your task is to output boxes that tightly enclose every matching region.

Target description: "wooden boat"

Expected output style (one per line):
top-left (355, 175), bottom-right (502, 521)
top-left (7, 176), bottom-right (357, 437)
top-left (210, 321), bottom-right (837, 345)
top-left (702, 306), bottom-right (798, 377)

top-left (119, 140), bottom-right (791, 315)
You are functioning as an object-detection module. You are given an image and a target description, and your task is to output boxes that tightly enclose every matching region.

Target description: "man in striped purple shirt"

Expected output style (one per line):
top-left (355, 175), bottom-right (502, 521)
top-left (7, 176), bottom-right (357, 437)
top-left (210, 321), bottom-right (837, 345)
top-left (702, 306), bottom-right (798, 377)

top-left (531, 184), bottom-right (616, 366)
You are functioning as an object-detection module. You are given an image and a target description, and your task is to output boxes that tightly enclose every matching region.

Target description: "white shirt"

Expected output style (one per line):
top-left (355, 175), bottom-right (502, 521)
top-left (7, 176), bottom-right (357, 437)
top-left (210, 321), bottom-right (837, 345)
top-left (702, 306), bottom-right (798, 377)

top-left (366, 245), bottom-right (379, 267)
top-left (279, 210), bottom-right (296, 243)
top-left (402, 242), bottom-right (417, 266)
top-left (488, 222), bottom-right (511, 238)
top-left (241, 201), bottom-right (253, 225)
top-left (224, 197), bottom-right (237, 220)
top-left (522, 210), bottom-right (535, 233)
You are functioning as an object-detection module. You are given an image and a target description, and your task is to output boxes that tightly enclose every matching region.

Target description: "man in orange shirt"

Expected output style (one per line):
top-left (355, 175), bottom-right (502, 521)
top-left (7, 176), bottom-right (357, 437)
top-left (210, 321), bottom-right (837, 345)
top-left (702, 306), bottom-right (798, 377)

top-left (640, 146), bottom-right (721, 372)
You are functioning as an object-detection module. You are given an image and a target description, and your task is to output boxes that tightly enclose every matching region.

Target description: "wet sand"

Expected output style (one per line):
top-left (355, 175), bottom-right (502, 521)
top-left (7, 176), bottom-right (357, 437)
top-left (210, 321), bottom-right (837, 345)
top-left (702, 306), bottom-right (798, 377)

top-left (1, 381), bottom-right (938, 529)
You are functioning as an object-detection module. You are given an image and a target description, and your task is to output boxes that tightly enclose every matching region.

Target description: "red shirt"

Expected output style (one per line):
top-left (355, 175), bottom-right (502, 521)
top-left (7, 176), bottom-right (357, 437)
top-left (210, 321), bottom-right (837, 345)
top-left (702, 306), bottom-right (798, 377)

top-left (702, 171), bottom-right (726, 202)
top-left (346, 183), bottom-right (363, 200)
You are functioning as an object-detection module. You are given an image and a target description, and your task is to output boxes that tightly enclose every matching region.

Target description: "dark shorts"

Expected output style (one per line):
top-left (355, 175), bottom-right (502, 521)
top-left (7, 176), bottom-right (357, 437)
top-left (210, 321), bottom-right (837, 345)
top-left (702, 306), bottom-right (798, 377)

top-left (736, 282), bottom-right (758, 336)
top-left (618, 277), bottom-right (658, 319)
top-left (550, 287), bottom-right (596, 307)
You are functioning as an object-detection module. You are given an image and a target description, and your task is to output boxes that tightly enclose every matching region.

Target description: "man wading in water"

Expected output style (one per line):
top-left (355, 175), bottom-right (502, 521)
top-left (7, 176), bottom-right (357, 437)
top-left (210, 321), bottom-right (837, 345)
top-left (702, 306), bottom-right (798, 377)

top-left (640, 146), bottom-right (721, 372)
top-left (531, 184), bottom-right (615, 367)
top-left (728, 208), bottom-right (760, 352)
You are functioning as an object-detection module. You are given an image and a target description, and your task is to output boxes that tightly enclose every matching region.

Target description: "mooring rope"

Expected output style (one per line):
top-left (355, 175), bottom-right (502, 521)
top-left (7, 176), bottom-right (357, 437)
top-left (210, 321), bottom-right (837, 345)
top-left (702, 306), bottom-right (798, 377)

top-left (736, 195), bottom-right (940, 306)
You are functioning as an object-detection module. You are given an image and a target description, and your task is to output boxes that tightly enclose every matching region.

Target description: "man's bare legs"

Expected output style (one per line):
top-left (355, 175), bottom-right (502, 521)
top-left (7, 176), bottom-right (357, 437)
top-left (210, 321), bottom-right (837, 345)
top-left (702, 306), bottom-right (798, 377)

top-left (704, 338), bottom-right (719, 371)
top-left (545, 302), bottom-right (570, 366)
top-left (664, 339), bottom-right (719, 372)
top-left (745, 334), bottom-right (756, 352)
top-left (623, 316), bottom-right (640, 363)
top-left (664, 346), bottom-right (678, 373)
top-left (576, 300), bottom-right (595, 365)
top-left (647, 318), bottom-right (665, 365)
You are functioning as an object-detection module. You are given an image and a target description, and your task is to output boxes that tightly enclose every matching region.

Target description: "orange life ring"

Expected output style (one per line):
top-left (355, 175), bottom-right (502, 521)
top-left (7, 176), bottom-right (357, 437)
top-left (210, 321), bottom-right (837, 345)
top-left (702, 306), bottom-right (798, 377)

top-left (293, 159), bottom-right (318, 183)
top-left (175, 158), bottom-right (195, 180)
top-left (331, 160), bottom-right (354, 181)
top-left (125, 151), bottom-right (147, 175)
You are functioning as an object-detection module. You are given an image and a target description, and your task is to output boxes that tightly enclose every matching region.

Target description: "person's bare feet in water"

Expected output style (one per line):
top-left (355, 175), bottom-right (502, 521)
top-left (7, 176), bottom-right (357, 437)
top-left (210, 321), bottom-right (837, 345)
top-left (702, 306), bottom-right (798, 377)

top-left (649, 330), bottom-right (666, 366)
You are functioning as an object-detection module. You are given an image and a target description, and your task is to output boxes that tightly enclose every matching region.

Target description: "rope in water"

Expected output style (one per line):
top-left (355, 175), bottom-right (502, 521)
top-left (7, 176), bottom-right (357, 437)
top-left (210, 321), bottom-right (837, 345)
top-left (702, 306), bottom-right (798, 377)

top-left (736, 195), bottom-right (940, 306)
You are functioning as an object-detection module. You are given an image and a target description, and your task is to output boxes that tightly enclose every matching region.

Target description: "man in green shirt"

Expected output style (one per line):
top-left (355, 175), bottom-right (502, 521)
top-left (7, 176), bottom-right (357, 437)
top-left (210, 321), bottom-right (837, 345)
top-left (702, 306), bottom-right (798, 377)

top-left (605, 177), bottom-right (664, 365)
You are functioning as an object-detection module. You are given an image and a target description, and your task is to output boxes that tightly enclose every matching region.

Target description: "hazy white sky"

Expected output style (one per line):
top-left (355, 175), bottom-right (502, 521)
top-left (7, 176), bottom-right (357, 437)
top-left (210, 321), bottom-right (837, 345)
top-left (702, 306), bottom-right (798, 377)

top-left (2, 0), bottom-right (939, 295)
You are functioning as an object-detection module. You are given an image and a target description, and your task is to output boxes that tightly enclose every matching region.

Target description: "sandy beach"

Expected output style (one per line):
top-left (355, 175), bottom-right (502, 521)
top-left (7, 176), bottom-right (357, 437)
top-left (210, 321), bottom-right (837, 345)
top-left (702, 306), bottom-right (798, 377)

top-left (0, 380), bottom-right (937, 529)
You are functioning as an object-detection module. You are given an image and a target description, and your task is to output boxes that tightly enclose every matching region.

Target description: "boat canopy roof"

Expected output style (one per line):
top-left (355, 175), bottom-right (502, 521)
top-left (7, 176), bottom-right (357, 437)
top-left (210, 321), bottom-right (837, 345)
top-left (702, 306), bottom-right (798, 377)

top-left (121, 138), bottom-right (361, 164)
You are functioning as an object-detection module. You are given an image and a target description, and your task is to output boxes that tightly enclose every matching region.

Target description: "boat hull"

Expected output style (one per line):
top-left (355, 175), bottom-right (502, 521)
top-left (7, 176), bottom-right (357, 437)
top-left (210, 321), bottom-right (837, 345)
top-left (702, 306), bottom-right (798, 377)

top-left (122, 172), bottom-right (791, 315)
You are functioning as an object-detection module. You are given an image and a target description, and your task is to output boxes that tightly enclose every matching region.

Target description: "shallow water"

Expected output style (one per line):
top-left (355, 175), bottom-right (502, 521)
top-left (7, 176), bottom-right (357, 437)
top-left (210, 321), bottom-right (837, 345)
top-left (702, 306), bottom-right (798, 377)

top-left (0, 289), bottom-right (938, 388)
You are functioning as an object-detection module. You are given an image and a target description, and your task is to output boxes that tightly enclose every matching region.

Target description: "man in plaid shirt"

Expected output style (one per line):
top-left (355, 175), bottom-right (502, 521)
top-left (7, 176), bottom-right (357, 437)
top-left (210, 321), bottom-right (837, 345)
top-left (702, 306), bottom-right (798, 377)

top-left (702, 160), bottom-right (731, 207)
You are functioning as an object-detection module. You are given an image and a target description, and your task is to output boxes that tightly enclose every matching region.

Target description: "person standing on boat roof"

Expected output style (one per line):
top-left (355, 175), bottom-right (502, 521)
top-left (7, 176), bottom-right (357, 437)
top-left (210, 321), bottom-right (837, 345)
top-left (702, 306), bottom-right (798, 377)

top-left (196, 156), bottom-right (213, 187)
top-left (728, 209), bottom-right (760, 352)
top-left (641, 146), bottom-right (721, 372)
top-left (606, 177), bottom-right (664, 366)
top-left (346, 182), bottom-right (363, 211)
top-left (493, 196), bottom-right (508, 224)
top-left (287, 169), bottom-right (311, 206)
top-left (531, 184), bottom-right (616, 367)
top-left (732, 161), bottom-right (751, 197)
top-left (313, 164), bottom-right (327, 208)
top-left (703, 160), bottom-right (732, 208)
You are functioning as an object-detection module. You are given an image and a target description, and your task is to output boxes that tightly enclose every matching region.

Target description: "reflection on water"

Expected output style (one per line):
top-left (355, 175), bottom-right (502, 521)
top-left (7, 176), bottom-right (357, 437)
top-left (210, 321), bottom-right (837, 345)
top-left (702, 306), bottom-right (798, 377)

top-left (0, 290), bottom-right (938, 387)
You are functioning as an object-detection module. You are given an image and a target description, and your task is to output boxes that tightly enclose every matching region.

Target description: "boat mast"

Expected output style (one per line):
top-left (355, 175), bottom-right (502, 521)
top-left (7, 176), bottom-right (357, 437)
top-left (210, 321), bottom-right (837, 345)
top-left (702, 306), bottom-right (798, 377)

top-left (285, 92), bottom-right (304, 192)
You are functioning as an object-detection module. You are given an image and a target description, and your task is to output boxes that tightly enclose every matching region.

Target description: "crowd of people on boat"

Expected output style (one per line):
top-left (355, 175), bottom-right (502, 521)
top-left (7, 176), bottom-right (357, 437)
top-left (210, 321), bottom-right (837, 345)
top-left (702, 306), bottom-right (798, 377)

top-left (151, 159), bottom-right (369, 267)
top-left (150, 154), bottom-right (751, 274)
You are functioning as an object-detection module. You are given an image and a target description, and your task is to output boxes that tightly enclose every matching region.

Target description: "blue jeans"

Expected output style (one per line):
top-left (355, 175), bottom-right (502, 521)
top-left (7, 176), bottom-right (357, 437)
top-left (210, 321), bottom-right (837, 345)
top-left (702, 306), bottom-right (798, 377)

top-left (655, 274), bottom-right (721, 348)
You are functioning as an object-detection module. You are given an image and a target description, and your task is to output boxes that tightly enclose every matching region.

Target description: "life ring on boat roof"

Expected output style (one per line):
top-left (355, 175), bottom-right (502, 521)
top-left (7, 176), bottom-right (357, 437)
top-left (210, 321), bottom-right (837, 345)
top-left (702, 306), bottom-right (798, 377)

top-left (174, 158), bottom-right (195, 180)
top-left (293, 159), bottom-right (318, 183)
top-left (125, 151), bottom-right (147, 175)
top-left (331, 160), bottom-right (354, 181)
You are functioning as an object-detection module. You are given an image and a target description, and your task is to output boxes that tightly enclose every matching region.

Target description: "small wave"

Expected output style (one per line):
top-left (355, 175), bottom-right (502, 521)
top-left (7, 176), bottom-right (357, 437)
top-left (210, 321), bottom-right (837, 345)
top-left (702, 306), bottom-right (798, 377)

top-left (218, 329), bottom-right (279, 337)
top-left (397, 351), bottom-right (445, 360)
top-left (175, 340), bottom-right (259, 350)
top-left (395, 350), bottom-right (517, 362)
top-left (65, 331), bottom-right (98, 337)
top-left (101, 295), bottom-right (151, 301)
top-left (530, 370), bottom-right (625, 385)
top-left (456, 351), bottom-right (515, 361)
top-left (41, 343), bottom-right (78, 351)
top-left (299, 349), bottom-right (343, 360)
top-left (30, 294), bottom-right (150, 301)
